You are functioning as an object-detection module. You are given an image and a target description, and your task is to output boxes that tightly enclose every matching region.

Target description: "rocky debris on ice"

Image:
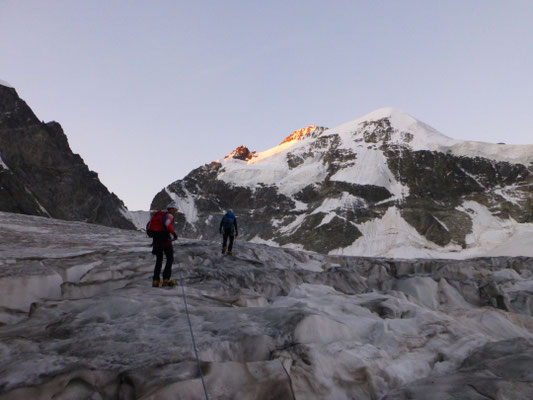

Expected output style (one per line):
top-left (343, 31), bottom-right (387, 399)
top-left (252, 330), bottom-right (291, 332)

top-left (2, 211), bottom-right (533, 399)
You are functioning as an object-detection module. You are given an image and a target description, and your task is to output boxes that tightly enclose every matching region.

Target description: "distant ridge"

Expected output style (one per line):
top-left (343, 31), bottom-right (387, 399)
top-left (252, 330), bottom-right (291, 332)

top-left (0, 83), bottom-right (135, 229)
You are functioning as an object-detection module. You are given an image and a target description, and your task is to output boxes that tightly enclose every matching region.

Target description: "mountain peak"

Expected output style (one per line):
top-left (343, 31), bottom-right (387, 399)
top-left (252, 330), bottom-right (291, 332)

top-left (224, 145), bottom-right (255, 161)
top-left (358, 107), bottom-right (426, 132)
top-left (331, 107), bottom-right (457, 150)
top-left (0, 79), bottom-right (14, 88)
top-left (280, 126), bottom-right (324, 145)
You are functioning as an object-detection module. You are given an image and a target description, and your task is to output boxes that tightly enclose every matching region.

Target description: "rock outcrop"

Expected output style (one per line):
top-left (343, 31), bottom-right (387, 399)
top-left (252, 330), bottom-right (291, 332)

top-left (0, 83), bottom-right (135, 229)
top-left (224, 145), bottom-right (254, 161)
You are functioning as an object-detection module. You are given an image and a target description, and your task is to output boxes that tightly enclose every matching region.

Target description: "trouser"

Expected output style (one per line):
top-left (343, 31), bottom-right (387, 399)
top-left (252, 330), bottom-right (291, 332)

top-left (153, 245), bottom-right (174, 281)
top-left (222, 231), bottom-right (235, 252)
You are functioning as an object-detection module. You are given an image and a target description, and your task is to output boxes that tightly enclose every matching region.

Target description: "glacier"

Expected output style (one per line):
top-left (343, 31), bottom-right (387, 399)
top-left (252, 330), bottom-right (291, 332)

top-left (2, 211), bottom-right (533, 399)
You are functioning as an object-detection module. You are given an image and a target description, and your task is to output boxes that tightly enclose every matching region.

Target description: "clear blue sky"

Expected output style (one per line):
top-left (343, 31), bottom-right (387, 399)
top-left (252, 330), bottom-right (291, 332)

top-left (1, 1), bottom-right (532, 210)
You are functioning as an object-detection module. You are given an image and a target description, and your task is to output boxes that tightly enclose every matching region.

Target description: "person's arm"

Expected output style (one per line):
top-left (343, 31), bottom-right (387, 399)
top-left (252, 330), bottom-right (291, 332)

top-left (234, 217), bottom-right (238, 237)
top-left (165, 214), bottom-right (177, 239)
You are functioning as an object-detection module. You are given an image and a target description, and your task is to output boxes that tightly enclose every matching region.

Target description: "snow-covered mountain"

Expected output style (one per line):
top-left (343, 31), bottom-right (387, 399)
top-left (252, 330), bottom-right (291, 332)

top-left (2, 211), bottom-right (533, 399)
top-left (152, 108), bottom-right (533, 258)
top-left (0, 81), bottom-right (136, 230)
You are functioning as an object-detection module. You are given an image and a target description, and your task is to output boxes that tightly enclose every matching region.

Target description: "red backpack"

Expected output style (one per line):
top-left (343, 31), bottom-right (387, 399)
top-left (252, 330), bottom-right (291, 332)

top-left (146, 211), bottom-right (168, 237)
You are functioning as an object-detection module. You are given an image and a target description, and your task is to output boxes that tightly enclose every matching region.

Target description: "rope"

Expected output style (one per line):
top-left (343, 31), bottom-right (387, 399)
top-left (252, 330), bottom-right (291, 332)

top-left (177, 262), bottom-right (210, 400)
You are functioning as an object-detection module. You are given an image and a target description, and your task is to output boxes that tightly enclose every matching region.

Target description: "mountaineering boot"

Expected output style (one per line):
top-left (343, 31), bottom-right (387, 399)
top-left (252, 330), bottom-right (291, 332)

top-left (227, 250), bottom-right (233, 255)
top-left (152, 280), bottom-right (160, 288)
top-left (222, 246), bottom-right (226, 255)
top-left (162, 279), bottom-right (176, 288)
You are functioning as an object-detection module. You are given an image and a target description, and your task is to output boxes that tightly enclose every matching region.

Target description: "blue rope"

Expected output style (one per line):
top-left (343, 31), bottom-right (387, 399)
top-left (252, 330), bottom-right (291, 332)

top-left (177, 264), bottom-right (210, 400)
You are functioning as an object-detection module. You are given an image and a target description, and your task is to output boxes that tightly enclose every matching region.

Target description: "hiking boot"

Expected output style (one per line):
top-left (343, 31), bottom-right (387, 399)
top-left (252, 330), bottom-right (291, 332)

top-left (227, 250), bottom-right (233, 255)
top-left (162, 279), bottom-right (176, 288)
top-left (222, 246), bottom-right (227, 255)
top-left (152, 280), bottom-right (160, 288)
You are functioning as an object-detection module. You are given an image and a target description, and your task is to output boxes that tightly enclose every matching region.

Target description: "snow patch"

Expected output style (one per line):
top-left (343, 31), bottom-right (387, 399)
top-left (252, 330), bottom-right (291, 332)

top-left (218, 152), bottom-right (328, 197)
top-left (443, 141), bottom-right (533, 166)
top-left (312, 193), bottom-right (364, 214)
top-left (121, 209), bottom-right (150, 230)
top-left (292, 199), bottom-right (308, 211)
top-left (0, 151), bottom-right (10, 170)
top-left (330, 207), bottom-right (461, 258)
top-left (331, 202), bottom-right (533, 259)
top-left (165, 187), bottom-right (198, 224)
top-left (459, 201), bottom-right (533, 257)
top-left (22, 186), bottom-right (50, 216)
top-left (433, 216), bottom-right (450, 232)
top-left (249, 235), bottom-right (278, 247)
top-left (278, 214), bottom-right (307, 235)
top-left (317, 212), bottom-right (336, 228)
top-left (492, 185), bottom-right (528, 206)
top-left (329, 148), bottom-right (408, 199)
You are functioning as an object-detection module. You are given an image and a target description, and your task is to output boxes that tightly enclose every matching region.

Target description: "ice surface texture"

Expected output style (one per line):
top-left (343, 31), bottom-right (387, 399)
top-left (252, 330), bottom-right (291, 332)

top-left (2, 211), bottom-right (533, 399)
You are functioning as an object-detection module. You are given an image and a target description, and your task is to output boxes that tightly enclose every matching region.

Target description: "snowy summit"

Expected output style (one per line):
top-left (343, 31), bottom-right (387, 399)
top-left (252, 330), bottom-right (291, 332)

top-left (153, 107), bottom-right (533, 259)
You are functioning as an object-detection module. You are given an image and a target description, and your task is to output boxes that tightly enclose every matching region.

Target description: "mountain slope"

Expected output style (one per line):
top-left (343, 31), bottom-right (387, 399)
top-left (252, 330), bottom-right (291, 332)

top-left (152, 108), bottom-right (533, 257)
top-left (0, 82), bottom-right (135, 229)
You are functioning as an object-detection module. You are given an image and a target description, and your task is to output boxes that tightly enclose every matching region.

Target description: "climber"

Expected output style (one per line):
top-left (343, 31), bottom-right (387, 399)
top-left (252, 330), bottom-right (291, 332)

top-left (219, 209), bottom-right (238, 255)
top-left (147, 202), bottom-right (178, 287)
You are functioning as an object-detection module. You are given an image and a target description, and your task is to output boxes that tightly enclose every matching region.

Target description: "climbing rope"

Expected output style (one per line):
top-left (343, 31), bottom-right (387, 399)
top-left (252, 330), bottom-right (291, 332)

top-left (176, 262), bottom-right (210, 400)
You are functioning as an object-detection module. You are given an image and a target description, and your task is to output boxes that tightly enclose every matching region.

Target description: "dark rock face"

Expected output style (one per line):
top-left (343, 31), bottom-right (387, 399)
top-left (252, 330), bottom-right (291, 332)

top-left (152, 162), bottom-right (296, 242)
top-left (384, 148), bottom-right (532, 245)
top-left (151, 113), bottom-right (532, 254)
top-left (0, 85), bottom-right (135, 229)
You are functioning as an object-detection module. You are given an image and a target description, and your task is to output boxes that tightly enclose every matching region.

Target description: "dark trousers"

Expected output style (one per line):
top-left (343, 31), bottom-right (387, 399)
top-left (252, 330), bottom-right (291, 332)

top-left (153, 246), bottom-right (173, 281)
top-left (222, 231), bottom-right (235, 252)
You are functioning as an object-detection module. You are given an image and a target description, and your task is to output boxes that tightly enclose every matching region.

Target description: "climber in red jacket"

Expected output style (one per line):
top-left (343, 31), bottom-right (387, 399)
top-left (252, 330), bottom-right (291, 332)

top-left (147, 202), bottom-right (178, 287)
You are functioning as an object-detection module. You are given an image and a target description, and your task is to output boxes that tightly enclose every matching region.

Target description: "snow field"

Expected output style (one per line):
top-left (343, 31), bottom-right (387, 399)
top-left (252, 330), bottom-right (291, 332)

top-left (212, 107), bottom-right (532, 261)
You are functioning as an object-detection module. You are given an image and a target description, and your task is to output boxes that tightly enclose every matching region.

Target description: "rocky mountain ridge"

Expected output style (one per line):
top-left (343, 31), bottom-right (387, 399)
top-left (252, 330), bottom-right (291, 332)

top-left (0, 82), bottom-right (135, 229)
top-left (152, 108), bottom-right (533, 257)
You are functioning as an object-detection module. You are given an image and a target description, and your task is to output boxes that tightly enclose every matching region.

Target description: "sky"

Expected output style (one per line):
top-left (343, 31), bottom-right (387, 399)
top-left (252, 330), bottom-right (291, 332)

top-left (1, 1), bottom-right (532, 210)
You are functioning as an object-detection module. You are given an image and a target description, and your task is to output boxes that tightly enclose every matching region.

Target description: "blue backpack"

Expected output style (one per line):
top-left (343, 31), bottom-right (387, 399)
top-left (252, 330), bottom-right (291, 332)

top-left (222, 211), bottom-right (235, 228)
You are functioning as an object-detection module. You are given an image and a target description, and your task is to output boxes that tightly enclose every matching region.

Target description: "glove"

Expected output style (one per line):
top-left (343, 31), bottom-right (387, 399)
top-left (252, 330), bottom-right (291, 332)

top-left (172, 232), bottom-right (178, 240)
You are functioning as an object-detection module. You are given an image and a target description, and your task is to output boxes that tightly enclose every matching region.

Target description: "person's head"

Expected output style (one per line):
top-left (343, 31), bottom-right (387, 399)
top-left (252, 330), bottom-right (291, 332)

top-left (226, 209), bottom-right (234, 216)
top-left (167, 202), bottom-right (178, 215)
